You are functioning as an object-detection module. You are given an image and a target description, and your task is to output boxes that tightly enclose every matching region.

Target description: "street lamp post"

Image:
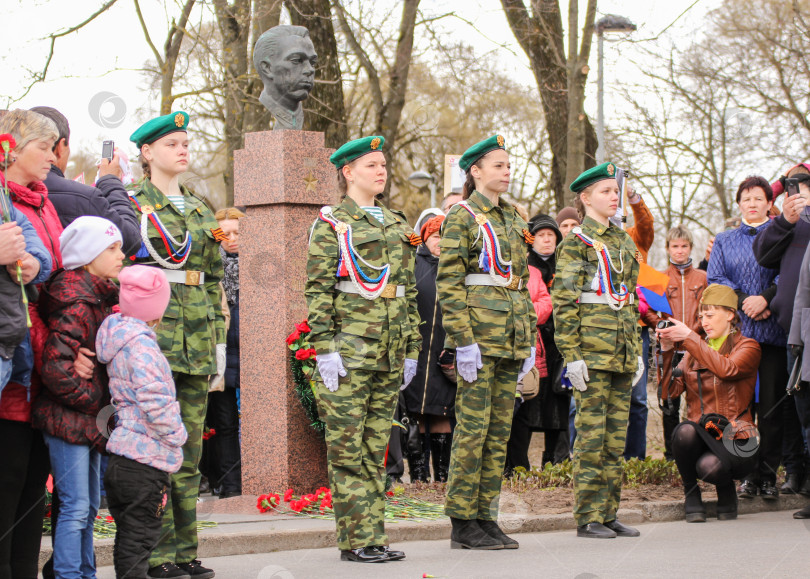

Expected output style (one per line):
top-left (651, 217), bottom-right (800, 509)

top-left (408, 170), bottom-right (437, 208)
top-left (595, 14), bottom-right (636, 164)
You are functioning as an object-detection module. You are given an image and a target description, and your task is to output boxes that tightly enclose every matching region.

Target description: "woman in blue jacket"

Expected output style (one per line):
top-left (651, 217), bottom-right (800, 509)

top-left (707, 175), bottom-right (786, 501)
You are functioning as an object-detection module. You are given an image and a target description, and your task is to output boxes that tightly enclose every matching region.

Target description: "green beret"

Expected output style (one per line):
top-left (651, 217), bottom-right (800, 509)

top-left (459, 134), bottom-right (506, 173)
top-left (130, 111), bottom-right (190, 149)
top-left (330, 136), bottom-right (385, 169)
top-left (569, 162), bottom-right (618, 193)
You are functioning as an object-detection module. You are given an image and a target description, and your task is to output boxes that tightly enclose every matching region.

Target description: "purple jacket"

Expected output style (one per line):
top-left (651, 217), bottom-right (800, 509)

top-left (96, 313), bottom-right (187, 473)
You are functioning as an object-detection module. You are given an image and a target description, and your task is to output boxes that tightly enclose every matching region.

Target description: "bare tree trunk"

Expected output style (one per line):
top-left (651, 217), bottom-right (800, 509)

top-left (161, 0), bottom-right (197, 114)
top-left (501, 0), bottom-right (597, 210)
top-left (563, 0), bottom-right (596, 197)
top-left (214, 0), bottom-right (281, 205)
top-left (289, 0), bottom-right (347, 148)
top-left (376, 0), bottom-right (420, 205)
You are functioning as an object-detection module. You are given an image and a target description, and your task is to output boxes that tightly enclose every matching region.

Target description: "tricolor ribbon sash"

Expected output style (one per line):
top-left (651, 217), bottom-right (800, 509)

top-left (130, 196), bottom-right (192, 269)
top-left (455, 201), bottom-right (513, 287)
top-left (572, 226), bottom-right (630, 311)
top-left (318, 206), bottom-right (391, 300)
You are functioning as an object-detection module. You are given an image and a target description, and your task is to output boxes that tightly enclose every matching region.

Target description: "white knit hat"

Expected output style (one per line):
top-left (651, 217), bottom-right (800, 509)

top-left (60, 216), bottom-right (123, 270)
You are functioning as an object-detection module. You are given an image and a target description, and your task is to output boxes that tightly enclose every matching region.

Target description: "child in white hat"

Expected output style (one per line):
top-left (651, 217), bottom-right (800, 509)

top-left (32, 215), bottom-right (124, 579)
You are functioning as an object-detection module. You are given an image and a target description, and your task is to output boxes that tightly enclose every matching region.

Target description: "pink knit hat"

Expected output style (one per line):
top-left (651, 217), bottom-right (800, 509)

top-left (118, 265), bottom-right (171, 322)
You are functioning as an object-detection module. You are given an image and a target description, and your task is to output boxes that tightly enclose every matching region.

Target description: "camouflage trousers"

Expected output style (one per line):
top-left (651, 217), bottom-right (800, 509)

top-left (150, 373), bottom-right (208, 566)
top-left (573, 369), bottom-right (633, 526)
top-left (315, 368), bottom-right (400, 550)
top-left (445, 355), bottom-right (520, 520)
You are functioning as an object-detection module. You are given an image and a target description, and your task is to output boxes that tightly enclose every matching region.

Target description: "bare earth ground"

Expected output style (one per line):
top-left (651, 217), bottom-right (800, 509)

top-left (400, 374), bottom-right (718, 515)
top-left (402, 481), bottom-right (702, 516)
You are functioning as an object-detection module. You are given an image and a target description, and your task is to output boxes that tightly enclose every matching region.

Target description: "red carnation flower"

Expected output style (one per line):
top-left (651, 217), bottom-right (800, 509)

top-left (0, 134), bottom-right (17, 164)
top-left (295, 348), bottom-right (315, 361)
top-left (295, 321), bottom-right (311, 333)
top-left (290, 500), bottom-right (304, 512)
top-left (286, 330), bottom-right (301, 345)
top-left (283, 488), bottom-right (294, 502)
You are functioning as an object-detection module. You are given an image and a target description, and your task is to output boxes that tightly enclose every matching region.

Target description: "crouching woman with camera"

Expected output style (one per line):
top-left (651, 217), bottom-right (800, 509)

top-left (656, 284), bottom-right (761, 523)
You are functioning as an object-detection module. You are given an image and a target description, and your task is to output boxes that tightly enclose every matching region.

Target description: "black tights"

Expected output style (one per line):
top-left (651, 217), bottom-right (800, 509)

top-left (672, 422), bottom-right (734, 491)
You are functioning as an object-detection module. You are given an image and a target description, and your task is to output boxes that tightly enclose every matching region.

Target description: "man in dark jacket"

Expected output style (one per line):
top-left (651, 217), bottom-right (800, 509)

top-left (752, 164), bottom-right (810, 500)
top-left (29, 107), bottom-right (140, 254)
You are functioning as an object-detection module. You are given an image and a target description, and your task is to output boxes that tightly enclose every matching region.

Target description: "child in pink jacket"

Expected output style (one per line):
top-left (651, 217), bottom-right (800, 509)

top-left (96, 265), bottom-right (187, 578)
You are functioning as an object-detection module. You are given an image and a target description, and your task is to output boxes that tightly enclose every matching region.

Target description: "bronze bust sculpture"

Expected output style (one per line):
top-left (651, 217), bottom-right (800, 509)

top-left (253, 25), bottom-right (318, 130)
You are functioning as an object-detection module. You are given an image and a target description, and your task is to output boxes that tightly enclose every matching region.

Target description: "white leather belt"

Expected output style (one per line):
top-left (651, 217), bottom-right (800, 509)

top-left (464, 273), bottom-right (524, 291)
top-left (335, 281), bottom-right (405, 298)
top-left (161, 269), bottom-right (205, 285)
top-left (579, 292), bottom-right (634, 305)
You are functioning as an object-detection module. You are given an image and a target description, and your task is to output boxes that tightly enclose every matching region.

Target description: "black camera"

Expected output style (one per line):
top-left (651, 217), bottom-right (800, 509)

top-left (656, 320), bottom-right (674, 330)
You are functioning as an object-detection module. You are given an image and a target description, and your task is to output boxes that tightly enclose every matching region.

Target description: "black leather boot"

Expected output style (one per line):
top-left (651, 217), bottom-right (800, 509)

top-left (683, 485), bottom-right (706, 523)
top-left (781, 473), bottom-right (801, 495)
top-left (430, 433), bottom-right (452, 483)
top-left (449, 517), bottom-right (503, 550)
top-left (407, 447), bottom-right (430, 483)
top-left (716, 483), bottom-right (738, 520)
top-left (477, 519), bottom-right (519, 549)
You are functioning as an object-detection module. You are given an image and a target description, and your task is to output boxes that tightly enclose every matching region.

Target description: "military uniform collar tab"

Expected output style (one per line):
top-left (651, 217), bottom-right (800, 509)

top-left (469, 190), bottom-right (497, 212)
top-left (583, 215), bottom-right (608, 235)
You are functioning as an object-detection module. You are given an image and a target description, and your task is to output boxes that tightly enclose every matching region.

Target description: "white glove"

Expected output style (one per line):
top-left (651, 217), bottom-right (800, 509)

top-left (209, 343), bottom-right (227, 390)
top-left (401, 358), bottom-right (418, 390)
top-left (517, 347), bottom-right (536, 383)
top-left (567, 360), bottom-right (590, 392)
top-left (632, 355), bottom-right (645, 386)
top-left (317, 352), bottom-right (347, 392)
top-left (456, 343), bottom-right (483, 383)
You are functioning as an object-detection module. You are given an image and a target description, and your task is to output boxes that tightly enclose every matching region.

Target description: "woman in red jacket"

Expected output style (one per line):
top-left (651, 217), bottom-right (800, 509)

top-left (0, 109), bottom-right (68, 578)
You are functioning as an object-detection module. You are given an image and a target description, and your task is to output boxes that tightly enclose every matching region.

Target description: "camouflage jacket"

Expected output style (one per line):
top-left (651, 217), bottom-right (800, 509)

top-left (127, 179), bottom-right (225, 376)
top-left (436, 191), bottom-right (536, 359)
top-left (552, 216), bottom-right (641, 373)
top-left (305, 196), bottom-right (421, 372)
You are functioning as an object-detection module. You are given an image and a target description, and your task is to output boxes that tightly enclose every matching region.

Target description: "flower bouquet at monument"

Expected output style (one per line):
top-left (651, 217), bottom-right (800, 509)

top-left (0, 133), bottom-right (31, 327)
top-left (286, 320), bottom-right (325, 433)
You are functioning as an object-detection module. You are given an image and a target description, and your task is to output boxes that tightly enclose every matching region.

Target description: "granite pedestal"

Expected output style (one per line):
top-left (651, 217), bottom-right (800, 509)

top-left (234, 130), bottom-right (336, 494)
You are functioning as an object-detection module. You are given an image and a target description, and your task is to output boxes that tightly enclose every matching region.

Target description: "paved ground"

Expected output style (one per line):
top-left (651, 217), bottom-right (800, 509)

top-left (96, 510), bottom-right (810, 578)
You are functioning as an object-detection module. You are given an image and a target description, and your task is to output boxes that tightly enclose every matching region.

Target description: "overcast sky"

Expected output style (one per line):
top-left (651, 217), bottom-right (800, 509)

top-left (1, 0), bottom-right (718, 174)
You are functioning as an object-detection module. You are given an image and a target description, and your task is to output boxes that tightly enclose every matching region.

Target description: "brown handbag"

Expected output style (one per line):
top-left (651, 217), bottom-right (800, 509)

top-left (517, 366), bottom-right (540, 400)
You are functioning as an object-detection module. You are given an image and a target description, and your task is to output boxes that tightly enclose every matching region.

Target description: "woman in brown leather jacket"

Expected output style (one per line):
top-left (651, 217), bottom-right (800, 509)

top-left (657, 284), bottom-right (761, 523)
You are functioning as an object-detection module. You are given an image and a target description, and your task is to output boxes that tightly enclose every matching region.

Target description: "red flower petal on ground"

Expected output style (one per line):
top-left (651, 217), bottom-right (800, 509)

top-left (295, 321), bottom-right (311, 333)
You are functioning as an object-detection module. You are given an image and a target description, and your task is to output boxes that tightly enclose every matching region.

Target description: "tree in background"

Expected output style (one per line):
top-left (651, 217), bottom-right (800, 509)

top-left (501, 0), bottom-right (598, 210)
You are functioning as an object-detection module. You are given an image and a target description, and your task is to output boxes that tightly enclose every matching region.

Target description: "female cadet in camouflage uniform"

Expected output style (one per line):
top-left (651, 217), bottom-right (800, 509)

top-left (436, 135), bottom-right (537, 550)
top-left (127, 112), bottom-right (225, 578)
top-left (305, 136), bottom-right (422, 564)
top-left (551, 162), bottom-right (644, 539)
